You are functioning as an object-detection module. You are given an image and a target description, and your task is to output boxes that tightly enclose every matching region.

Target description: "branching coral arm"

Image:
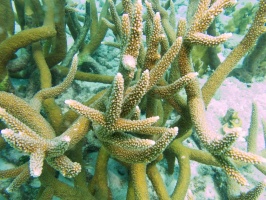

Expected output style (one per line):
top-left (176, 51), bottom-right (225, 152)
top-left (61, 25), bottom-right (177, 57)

top-left (102, 127), bottom-right (178, 163)
top-left (0, 0), bottom-right (56, 88)
top-left (121, 70), bottom-right (150, 117)
top-left (30, 54), bottom-right (78, 112)
top-left (0, 92), bottom-right (55, 139)
top-left (202, 0), bottom-right (266, 106)
top-left (149, 72), bottom-right (198, 98)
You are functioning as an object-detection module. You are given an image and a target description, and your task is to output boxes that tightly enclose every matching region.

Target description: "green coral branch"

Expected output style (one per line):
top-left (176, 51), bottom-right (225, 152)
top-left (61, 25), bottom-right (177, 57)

top-left (0, 0), bottom-right (265, 199)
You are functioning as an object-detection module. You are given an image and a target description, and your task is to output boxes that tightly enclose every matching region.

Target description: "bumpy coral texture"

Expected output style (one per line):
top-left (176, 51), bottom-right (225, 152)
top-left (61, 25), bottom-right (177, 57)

top-left (0, 0), bottom-right (265, 200)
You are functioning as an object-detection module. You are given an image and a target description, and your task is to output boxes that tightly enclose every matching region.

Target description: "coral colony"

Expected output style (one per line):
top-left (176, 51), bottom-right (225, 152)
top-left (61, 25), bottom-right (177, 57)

top-left (0, 0), bottom-right (265, 199)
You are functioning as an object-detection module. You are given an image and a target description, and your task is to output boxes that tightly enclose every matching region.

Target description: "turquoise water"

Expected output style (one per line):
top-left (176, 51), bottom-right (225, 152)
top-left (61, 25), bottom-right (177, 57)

top-left (0, 0), bottom-right (265, 199)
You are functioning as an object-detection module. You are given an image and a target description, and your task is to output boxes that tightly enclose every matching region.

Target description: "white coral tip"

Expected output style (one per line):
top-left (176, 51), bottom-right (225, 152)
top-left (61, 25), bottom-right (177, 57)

top-left (116, 73), bottom-right (123, 78)
top-left (147, 139), bottom-right (155, 145)
top-left (6, 187), bottom-right (12, 193)
top-left (261, 157), bottom-right (266, 163)
top-left (122, 13), bottom-right (129, 18)
top-left (155, 12), bottom-right (160, 19)
top-left (32, 168), bottom-right (42, 177)
top-left (63, 136), bottom-right (71, 142)
top-left (193, 72), bottom-right (199, 77)
top-left (154, 116), bottom-right (160, 121)
top-left (0, 107), bottom-right (6, 113)
top-left (122, 55), bottom-right (136, 70)
top-left (145, 0), bottom-right (150, 5)
top-left (225, 33), bottom-right (232, 38)
top-left (173, 127), bottom-right (179, 132)
top-left (1, 128), bottom-right (12, 135)
top-left (143, 69), bottom-right (149, 74)
top-left (65, 99), bottom-right (74, 105)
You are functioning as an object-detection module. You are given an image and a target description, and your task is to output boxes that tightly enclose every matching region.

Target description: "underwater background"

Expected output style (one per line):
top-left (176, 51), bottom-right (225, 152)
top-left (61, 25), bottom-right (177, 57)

top-left (0, 0), bottom-right (265, 199)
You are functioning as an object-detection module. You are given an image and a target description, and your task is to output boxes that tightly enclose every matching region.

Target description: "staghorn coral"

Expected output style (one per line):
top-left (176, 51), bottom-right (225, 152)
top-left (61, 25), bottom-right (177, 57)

top-left (0, 0), bottom-right (265, 199)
